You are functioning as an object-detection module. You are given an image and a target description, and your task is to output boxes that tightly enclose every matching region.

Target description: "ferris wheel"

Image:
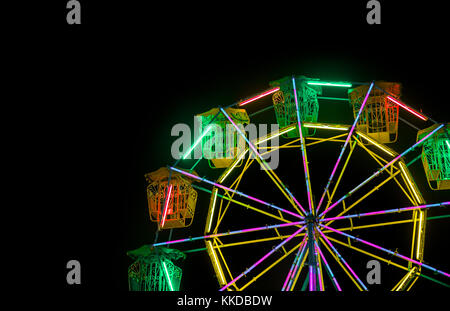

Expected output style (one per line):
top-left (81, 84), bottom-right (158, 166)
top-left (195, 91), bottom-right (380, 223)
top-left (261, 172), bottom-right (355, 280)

top-left (127, 75), bottom-right (450, 291)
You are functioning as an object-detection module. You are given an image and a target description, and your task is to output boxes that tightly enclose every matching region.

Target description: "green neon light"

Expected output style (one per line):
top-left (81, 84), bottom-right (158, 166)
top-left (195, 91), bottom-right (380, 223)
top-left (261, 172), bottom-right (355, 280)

top-left (182, 126), bottom-right (212, 159)
top-left (446, 140), bottom-right (450, 149)
top-left (428, 215), bottom-right (450, 221)
top-left (307, 81), bottom-right (352, 88)
top-left (162, 261), bottom-right (174, 291)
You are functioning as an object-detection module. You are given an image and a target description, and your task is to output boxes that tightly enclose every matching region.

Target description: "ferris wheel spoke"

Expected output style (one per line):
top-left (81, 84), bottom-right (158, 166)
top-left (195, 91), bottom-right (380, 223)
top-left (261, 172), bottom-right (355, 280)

top-left (282, 235), bottom-right (308, 291)
top-left (352, 135), bottom-right (419, 206)
top-left (322, 139), bottom-right (358, 212)
top-left (214, 155), bottom-right (255, 229)
top-left (324, 234), bottom-right (410, 272)
top-left (193, 184), bottom-right (296, 231)
top-left (215, 231), bottom-right (306, 249)
top-left (314, 240), bottom-right (342, 291)
top-left (219, 107), bottom-right (308, 217)
top-left (239, 238), bottom-right (305, 291)
top-left (323, 168), bottom-right (404, 227)
top-left (318, 123), bottom-right (445, 219)
top-left (219, 225), bottom-right (307, 291)
top-left (152, 220), bottom-right (305, 249)
top-left (317, 228), bottom-right (368, 291)
top-left (316, 82), bottom-right (375, 215)
top-left (170, 167), bottom-right (304, 220)
top-left (352, 134), bottom-right (397, 164)
top-left (320, 202), bottom-right (450, 223)
top-left (292, 77), bottom-right (315, 215)
top-left (319, 224), bottom-right (450, 279)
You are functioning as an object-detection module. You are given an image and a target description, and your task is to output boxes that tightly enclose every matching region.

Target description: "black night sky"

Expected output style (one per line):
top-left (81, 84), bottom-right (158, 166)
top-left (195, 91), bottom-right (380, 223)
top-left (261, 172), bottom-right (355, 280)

top-left (38, 1), bottom-right (450, 301)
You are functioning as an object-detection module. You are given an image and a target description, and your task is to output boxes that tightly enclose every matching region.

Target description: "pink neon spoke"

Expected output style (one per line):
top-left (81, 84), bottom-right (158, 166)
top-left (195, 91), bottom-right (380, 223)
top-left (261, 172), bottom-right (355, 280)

top-left (386, 96), bottom-right (428, 121)
top-left (314, 241), bottom-right (342, 291)
top-left (315, 243), bottom-right (324, 291)
top-left (319, 202), bottom-right (450, 223)
top-left (292, 77), bottom-right (313, 214)
top-left (219, 108), bottom-right (307, 216)
top-left (152, 220), bottom-right (305, 248)
top-left (219, 225), bottom-right (307, 291)
top-left (319, 224), bottom-right (450, 278)
top-left (317, 228), bottom-right (368, 290)
top-left (170, 166), bottom-right (303, 219)
top-left (319, 123), bottom-right (445, 219)
top-left (238, 87), bottom-right (280, 106)
top-left (316, 82), bottom-right (374, 214)
top-left (160, 184), bottom-right (173, 228)
top-left (282, 235), bottom-right (308, 291)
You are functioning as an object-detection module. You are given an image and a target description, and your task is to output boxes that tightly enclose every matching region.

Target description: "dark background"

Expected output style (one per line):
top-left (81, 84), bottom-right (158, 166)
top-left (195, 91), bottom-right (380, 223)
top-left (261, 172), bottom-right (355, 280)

top-left (33, 0), bottom-right (450, 299)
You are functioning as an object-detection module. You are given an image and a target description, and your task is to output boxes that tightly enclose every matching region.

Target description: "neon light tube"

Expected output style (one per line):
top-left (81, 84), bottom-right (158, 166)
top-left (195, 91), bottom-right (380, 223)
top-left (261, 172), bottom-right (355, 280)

top-left (217, 149), bottom-right (248, 183)
top-left (206, 240), bottom-right (226, 285)
top-left (317, 228), bottom-right (368, 290)
top-left (396, 268), bottom-right (416, 291)
top-left (255, 125), bottom-right (296, 145)
top-left (315, 82), bottom-right (374, 214)
top-left (170, 166), bottom-right (304, 219)
top-left (152, 220), bottom-right (306, 247)
top-left (292, 77), bottom-right (314, 214)
top-left (238, 87), bottom-right (280, 106)
top-left (303, 123), bottom-right (350, 131)
top-left (219, 108), bottom-right (307, 216)
top-left (319, 202), bottom-right (449, 222)
top-left (162, 262), bottom-right (174, 291)
top-left (416, 211), bottom-right (423, 259)
top-left (282, 235), bottom-right (308, 291)
top-left (160, 184), bottom-right (173, 228)
top-left (314, 241), bottom-right (341, 291)
top-left (307, 81), bottom-right (352, 88)
top-left (386, 96), bottom-right (428, 121)
top-left (358, 131), bottom-right (396, 156)
top-left (315, 244), bottom-right (324, 291)
top-left (219, 225), bottom-right (307, 291)
top-left (447, 140), bottom-right (450, 149)
top-left (182, 126), bottom-right (212, 159)
top-left (206, 188), bottom-right (218, 233)
top-left (319, 224), bottom-right (450, 278)
top-left (319, 123), bottom-right (445, 219)
top-left (398, 161), bottom-right (422, 204)
top-left (357, 131), bottom-right (395, 157)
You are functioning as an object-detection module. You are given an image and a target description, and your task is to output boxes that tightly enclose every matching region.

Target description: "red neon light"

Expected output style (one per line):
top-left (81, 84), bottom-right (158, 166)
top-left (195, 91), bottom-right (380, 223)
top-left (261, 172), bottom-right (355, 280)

top-left (238, 87), bottom-right (280, 106)
top-left (160, 184), bottom-right (173, 228)
top-left (386, 96), bottom-right (428, 121)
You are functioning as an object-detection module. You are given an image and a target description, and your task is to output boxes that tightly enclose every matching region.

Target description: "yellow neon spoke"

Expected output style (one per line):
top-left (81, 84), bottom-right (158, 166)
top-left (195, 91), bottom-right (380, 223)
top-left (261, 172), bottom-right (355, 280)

top-left (290, 248), bottom-right (309, 291)
top-left (325, 235), bottom-right (409, 272)
top-left (274, 227), bottom-right (287, 254)
top-left (240, 242), bottom-right (304, 290)
top-left (406, 275), bottom-right (419, 291)
top-left (325, 169), bottom-right (403, 227)
top-left (253, 155), bottom-right (306, 216)
top-left (216, 233), bottom-right (307, 249)
top-left (214, 238), bottom-right (235, 285)
top-left (393, 174), bottom-right (417, 206)
top-left (305, 133), bottom-right (348, 144)
top-left (326, 139), bottom-right (358, 210)
top-left (319, 236), bottom-right (363, 291)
